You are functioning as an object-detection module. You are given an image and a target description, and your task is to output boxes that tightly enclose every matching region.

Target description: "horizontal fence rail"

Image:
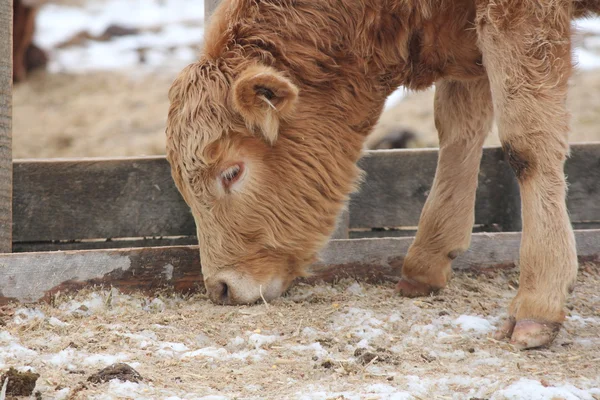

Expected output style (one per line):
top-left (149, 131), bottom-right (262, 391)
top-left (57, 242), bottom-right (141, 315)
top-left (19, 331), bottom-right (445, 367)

top-left (2, 229), bottom-right (599, 304)
top-left (12, 143), bottom-right (600, 251)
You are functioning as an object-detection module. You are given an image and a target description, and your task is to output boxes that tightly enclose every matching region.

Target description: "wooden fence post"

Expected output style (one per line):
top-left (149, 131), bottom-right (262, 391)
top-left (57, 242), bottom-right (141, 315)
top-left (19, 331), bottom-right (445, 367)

top-left (205, 0), bottom-right (220, 24)
top-left (0, 0), bottom-right (13, 253)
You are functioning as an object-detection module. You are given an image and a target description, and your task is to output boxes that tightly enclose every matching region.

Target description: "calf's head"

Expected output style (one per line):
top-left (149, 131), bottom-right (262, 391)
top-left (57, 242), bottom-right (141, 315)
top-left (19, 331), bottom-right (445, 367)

top-left (166, 59), bottom-right (367, 305)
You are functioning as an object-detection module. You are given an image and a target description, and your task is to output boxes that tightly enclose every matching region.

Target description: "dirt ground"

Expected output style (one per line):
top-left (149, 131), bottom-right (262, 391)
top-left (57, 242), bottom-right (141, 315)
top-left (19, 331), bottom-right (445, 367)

top-left (12, 66), bottom-right (600, 159)
top-left (2, 264), bottom-right (599, 399)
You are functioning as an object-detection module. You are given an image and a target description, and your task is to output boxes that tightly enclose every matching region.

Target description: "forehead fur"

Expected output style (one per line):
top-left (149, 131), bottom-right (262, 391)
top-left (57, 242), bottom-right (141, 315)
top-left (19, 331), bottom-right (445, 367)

top-left (166, 59), bottom-right (236, 165)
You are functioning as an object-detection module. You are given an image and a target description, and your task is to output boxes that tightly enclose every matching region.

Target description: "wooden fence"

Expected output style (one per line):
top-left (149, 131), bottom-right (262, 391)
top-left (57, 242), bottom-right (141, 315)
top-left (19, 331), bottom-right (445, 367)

top-left (0, 1), bottom-right (599, 304)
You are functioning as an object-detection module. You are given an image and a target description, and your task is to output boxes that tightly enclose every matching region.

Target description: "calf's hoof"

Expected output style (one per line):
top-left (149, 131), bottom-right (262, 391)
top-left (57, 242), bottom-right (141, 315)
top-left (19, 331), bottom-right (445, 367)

top-left (494, 317), bottom-right (561, 350)
top-left (395, 277), bottom-right (440, 298)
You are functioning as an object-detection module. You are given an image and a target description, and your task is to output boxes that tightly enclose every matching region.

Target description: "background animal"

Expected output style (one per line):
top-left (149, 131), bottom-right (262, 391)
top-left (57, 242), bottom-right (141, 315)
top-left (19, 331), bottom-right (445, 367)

top-left (12, 0), bottom-right (48, 83)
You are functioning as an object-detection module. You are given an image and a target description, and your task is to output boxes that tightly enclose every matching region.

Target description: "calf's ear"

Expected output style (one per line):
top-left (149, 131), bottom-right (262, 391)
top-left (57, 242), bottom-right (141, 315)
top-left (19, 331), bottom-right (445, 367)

top-left (232, 65), bottom-right (299, 145)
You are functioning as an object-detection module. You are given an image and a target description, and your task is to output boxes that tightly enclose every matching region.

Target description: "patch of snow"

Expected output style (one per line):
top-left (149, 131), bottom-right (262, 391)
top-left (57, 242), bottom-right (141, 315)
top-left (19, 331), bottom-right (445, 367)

top-left (453, 315), bottom-right (494, 334)
top-left (181, 347), bottom-right (229, 360)
top-left (61, 293), bottom-right (106, 315)
top-left (290, 342), bottom-right (328, 358)
top-left (83, 352), bottom-right (129, 366)
top-left (575, 17), bottom-right (600, 35)
top-left (301, 327), bottom-right (320, 338)
top-left (574, 48), bottom-right (600, 70)
top-left (47, 348), bottom-right (77, 367)
top-left (492, 378), bottom-right (600, 400)
top-left (226, 336), bottom-right (245, 351)
top-left (36, 0), bottom-right (205, 48)
top-left (248, 333), bottom-right (278, 349)
top-left (13, 308), bottom-right (45, 324)
top-left (0, 332), bottom-right (14, 343)
top-left (54, 387), bottom-right (71, 400)
top-left (106, 379), bottom-right (142, 397)
top-left (346, 282), bottom-right (365, 296)
top-left (388, 313), bottom-right (402, 323)
top-left (410, 323), bottom-right (436, 335)
top-left (0, 342), bottom-right (38, 361)
top-left (48, 317), bottom-right (69, 327)
top-left (384, 88), bottom-right (408, 110)
top-left (159, 342), bottom-right (189, 352)
top-left (332, 308), bottom-right (386, 346)
top-left (35, 0), bottom-right (205, 76)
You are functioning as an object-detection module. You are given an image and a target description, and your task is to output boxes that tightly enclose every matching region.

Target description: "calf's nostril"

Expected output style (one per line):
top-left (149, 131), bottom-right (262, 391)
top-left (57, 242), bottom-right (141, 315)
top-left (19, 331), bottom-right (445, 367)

top-left (219, 281), bottom-right (229, 303)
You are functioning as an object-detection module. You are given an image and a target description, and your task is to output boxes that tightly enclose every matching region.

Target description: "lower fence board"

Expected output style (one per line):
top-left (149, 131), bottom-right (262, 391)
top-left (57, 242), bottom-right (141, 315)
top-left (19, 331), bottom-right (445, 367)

top-left (1, 229), bottom-right (598, 304)
top-left (12, 236), bottom-right (200, 253)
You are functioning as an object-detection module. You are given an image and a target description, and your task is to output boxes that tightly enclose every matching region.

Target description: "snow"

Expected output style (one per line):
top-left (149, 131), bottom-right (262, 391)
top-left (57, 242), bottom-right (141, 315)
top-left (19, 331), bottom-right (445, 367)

top-left (34, 0), bottom-right (204, 76)
top-left (453, 314), bottom-right (494, 334)
top-left (575, 16), bottom-right (600, 35)
top-left (492, 378), bottom-right (600, 400)
top-left (83, 353), bottom-right (130, 366)
top-left (248, 333), bottom-right (279, 349)
top-left (1, 282), bottom-right (599, 399)
top-left (181, 347), bottom-right (229, 360)
top-left (13, 308), bottom-right (45, 324)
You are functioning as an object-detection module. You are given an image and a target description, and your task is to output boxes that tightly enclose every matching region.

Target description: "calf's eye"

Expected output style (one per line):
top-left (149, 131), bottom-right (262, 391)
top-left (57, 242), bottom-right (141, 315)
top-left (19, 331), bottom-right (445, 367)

top-left (219, 163), bottom-right (244, 189)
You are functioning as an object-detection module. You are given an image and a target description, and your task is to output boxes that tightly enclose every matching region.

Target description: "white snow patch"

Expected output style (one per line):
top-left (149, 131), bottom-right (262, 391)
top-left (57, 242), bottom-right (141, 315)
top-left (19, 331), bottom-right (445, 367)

top-left (13, 308), bottom-right (45, 324)
top-left (248, 333), bottom-right (278, 349)
top-left (574, 48), bottom-right (600, 70)
top-left (48, 317), bottom-right (69, 327)
top-left (575, 17), bottom-right (600, 35)
top-left (48, 348), bottom-right (77, 367)
top-left (83, 353), bottom-right (129, 366)
top-left (54, 387), bottom-right (71, 400)
top-left (492, 378), bottom-right (600, 400)
top-left (290, 342), bottom-right (328, 358)
top-left (181, 347), bottom-right (229, 360)
top-left (384, 88), bottom-right (408, 110)
top-left (106, 379), bottom-right (142, 397)
top-left (159, 342), bottom-right (189, 352)
top-left (346, 282), bottom-right (365, 296)
top-left (453, 315), bottom-right (494, 334)
top-left (0, 342), bottom-right (38, 361)
top-left (332, 308), bottom-right (385, 346)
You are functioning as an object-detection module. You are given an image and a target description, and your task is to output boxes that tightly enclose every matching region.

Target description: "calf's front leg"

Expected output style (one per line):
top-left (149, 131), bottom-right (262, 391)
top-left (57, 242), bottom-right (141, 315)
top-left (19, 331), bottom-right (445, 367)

top-left (477, 1), bottom-right (578, 349)
top-left (396, 77), bottom-right (493, 296)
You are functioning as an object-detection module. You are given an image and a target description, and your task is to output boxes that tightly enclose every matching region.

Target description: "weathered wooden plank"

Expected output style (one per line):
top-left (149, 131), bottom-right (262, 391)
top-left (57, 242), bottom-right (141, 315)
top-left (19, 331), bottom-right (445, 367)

top-left (351, 146), bottom-right (522, 231)
top-left (0, 0), bottom-right (13, 253)
top-left (565, 144), bottom-right (600, 226)
top-left (2, 229), bottom-right (599, 304)
top-left (12, 143), bottom-right (600, 243)
top-left (13, 157), bottom-right (195, 242)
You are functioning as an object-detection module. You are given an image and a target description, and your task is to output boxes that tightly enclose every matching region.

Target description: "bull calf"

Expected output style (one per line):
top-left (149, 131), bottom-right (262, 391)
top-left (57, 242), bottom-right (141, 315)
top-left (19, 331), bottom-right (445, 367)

top-left (166, 0), bottom-right (600, 349)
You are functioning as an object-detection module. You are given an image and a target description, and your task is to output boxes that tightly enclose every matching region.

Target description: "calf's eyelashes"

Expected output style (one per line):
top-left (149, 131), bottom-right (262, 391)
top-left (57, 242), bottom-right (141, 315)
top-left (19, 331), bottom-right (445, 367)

top-left (219, 162), bottom-right (245, 191)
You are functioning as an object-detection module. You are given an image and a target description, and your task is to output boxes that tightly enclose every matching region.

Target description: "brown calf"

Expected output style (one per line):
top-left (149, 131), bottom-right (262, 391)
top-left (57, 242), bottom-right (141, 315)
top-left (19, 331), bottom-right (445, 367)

top-left (13, 0), bottom-right (48, 83)
top-left (166, 0), bottom-right (600, 349)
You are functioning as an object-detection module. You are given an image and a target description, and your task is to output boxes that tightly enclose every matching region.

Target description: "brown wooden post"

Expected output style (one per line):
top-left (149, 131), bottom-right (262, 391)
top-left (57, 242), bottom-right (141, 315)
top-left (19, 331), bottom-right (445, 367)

top-left (0, 0), bottom-right (13, 253)
top-left (205, 0), bottom-right (220, 24)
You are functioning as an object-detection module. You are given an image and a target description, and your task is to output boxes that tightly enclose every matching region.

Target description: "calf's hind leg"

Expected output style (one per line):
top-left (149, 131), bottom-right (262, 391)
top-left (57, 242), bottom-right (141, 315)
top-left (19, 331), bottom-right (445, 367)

top-left (396, 77), bottom-right (493, 296)
top-left (477, 1), bottom-right (578, 349)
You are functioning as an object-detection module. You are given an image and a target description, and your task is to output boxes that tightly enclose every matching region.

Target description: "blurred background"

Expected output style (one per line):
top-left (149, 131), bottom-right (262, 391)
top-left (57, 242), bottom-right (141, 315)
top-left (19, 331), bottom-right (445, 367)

top-left (11, 0), bottom-right (600, 159)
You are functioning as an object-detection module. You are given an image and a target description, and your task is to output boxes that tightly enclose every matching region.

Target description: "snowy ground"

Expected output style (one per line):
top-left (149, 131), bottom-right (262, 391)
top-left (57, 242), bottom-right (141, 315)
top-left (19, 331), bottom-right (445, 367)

top-left (34, 0), bottom-right (205, 76)
top-left (2, 265), bottom-right (600, 399)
